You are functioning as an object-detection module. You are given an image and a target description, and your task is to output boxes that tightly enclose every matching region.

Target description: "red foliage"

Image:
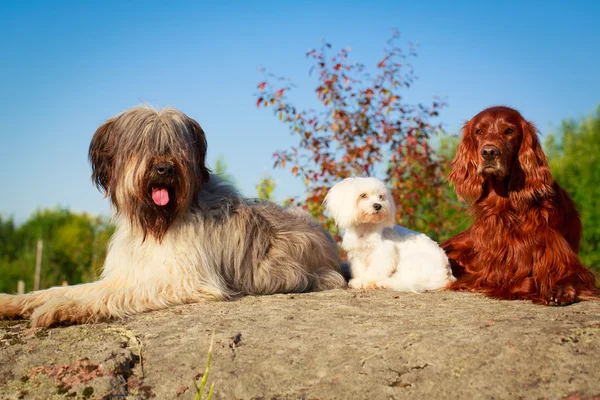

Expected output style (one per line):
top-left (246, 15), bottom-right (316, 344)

top-left (256, 29), bottom-right (459, 240)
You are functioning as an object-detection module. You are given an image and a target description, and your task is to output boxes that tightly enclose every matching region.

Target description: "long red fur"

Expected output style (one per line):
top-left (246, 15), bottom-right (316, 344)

top-left (442, 106), bottom-right (599, 305)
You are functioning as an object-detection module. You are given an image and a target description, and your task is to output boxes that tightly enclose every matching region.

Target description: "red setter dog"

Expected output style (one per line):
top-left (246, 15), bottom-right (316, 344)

top-left (442, 106), bottom-right (598, 305)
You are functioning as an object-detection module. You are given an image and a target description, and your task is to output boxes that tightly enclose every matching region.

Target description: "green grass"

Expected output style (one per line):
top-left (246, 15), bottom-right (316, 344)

top-left (194, 330), bottom-right (216, 400)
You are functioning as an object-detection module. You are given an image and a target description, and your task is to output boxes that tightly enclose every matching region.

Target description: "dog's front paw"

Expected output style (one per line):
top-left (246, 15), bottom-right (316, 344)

top-left (348, 278), bottom-right (380, 289)
top-left (543, 284), bottom-right (577, 306)
top-left (374, 280), bottom-right (392, 289)
top-left (0, 294), bottom-right (28, 320)
top-left (30, 297), bottom-right (95, 328)
top-left (348, 278), bottom-right (364, 289)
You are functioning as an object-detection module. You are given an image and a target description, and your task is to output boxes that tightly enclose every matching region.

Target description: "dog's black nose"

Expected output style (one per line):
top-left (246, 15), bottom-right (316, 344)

top-left (373, 203), bottom-right (382, 211)
top-left (155, 162), bottom-right (174, 176)
top-left (481, 145), bottom-right (501, 161)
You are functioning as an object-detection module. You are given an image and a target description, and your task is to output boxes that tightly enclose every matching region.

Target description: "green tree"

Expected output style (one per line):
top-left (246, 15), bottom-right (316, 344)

top-left (545, 105), bottom-right (600, 270)
top-left (0, 208), bottom-right (114, 293)
top-left (0, 216), bottom-right (21, 262)
top-left (214, 154), bottom-right (236, 186)
top-left (256, 175), bottom-right (276, 201)
top-left (0, 216), bottom-right (26, 293)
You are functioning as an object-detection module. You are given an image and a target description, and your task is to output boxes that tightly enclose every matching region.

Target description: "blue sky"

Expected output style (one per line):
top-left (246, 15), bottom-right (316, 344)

top-left (1, 0), bottom-right (599, 223)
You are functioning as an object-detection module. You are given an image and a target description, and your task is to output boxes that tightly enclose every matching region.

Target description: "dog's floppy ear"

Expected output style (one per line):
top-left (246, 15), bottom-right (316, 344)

top-left (89, 116), bottom-right (118, 195)
top-left (448, 119), bottom-right (484, 203)
top-left (324, 178), bottom-right (356, 229)
top-left (186, 117), bottom-right (211, 186)
top-left (509, 119), bottom-right (554, 201)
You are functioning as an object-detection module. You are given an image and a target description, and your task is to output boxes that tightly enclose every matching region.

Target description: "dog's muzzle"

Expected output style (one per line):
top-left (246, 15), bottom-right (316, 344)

top-left (149, 163), bottom-right (177, 207)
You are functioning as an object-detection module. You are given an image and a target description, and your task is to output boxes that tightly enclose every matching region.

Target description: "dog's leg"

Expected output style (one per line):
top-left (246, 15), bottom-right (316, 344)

top-left (0, 280), bottom-right (123, 320)
top-left (347, 257), bottom-right (371, 289)
top-left (532, 231), bottom-right (599, 306)
top-left (360, 241), bottom-right (398, 288)
top-left (348, 242), bottom-right (397, 289)
top-left (29, 281), bottom-right (230, 327)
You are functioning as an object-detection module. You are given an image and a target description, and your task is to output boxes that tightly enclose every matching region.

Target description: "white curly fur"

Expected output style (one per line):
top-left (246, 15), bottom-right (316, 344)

top-left (325, 177), bottom-right (456, 292)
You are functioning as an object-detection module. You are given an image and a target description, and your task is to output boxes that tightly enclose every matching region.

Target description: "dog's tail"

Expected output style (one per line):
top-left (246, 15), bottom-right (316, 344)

top-left (314, 269), bottom-right (347, 291)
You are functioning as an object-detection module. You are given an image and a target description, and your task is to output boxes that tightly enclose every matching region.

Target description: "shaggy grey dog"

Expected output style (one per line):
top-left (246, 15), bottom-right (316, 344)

top-left (0, 106), bottom-right (346, 327)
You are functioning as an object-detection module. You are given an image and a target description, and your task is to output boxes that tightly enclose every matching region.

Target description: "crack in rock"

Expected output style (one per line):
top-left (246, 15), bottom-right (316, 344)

top-left (99, 328), bottom-right (154, 399)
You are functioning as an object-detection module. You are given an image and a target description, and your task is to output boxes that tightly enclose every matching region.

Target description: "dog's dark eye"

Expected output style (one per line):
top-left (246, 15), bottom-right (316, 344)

top-left (475, 129), bottom-right (483, 135)
top-left (379, 195), bottom-right (385, 201)
top-left (504, 128), bottom-right (514, 135)
top-left (359, 193), bottom-right (367, 199)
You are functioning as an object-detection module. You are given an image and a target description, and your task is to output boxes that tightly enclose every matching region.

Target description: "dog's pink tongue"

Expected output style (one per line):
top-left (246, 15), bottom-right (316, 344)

top-left (152, 188), bottom-right (170, 206)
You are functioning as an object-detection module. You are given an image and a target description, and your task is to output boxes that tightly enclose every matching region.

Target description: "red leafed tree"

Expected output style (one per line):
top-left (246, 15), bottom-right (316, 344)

top-left (256, 30), bottom-right (468, 241)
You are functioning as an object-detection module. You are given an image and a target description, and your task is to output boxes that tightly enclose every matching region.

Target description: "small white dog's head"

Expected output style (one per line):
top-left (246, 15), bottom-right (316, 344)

top-left (324, 177), bottom-right (396, 229)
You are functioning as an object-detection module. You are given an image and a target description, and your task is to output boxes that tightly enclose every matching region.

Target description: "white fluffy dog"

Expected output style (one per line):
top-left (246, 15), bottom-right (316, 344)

top-left (325, 177), bottom-right (455, 292)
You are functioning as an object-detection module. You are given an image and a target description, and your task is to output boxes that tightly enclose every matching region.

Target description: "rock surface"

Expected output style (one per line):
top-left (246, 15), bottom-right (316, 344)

top-left (1, 289), bottom-right (600, 400)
